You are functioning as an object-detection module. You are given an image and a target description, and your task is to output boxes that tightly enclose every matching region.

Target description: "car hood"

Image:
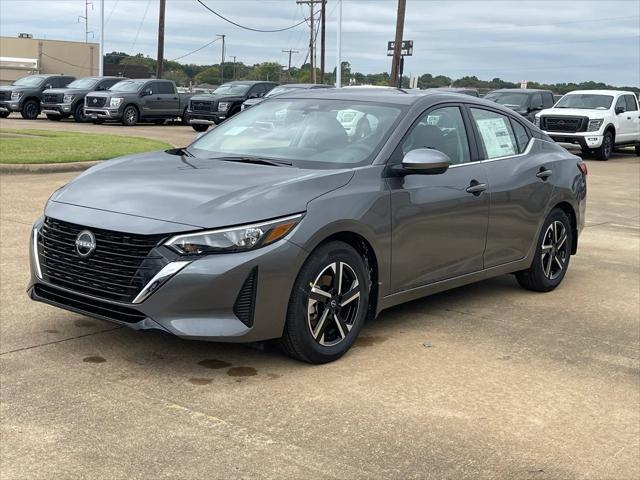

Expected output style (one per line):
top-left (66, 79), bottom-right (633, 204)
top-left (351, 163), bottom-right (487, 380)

top-left (0, 85), bottom-right (31, 93)
top-left (44, 88), bottom-right (90, 95)
top-left (191, 93), bottom-right (244, 102)
top-left (537, 107), bottom-right (607, 119)
top-left (86, 91), bottom-right (115, 98)
top-left (49, 150), bottom-right (354, 230)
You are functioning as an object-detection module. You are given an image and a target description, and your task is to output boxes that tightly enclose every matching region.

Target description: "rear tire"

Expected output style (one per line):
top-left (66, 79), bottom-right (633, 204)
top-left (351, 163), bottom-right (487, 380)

top-left (280, 241), bottom-right (370, 364)
top-left (121, 105), bottom-right (139, 126)
top-left (516, 208), bottom-right (572, 292)
top-left (191, 124), bottom-right (208, 132)
top-left (0, 111), bottom-right (10, 118)
top-left (20, 99), bottom-right (40, 119)
top-left (181, 109), bottom-right (190, 126)
top-left (594, 130), bottom-right (613, 161)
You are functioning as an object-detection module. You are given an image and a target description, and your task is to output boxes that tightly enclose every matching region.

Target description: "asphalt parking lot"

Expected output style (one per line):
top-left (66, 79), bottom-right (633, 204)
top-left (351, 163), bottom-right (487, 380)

top-left (1, 118), bottom-right (639, 479)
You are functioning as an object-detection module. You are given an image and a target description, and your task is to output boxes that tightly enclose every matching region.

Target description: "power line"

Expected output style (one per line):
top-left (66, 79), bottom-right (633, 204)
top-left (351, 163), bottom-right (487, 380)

top-left (105, 0), bottom-right (119, 26)
top-left (195, 0), bottom-right (318, 33)
top-left (170, 37), bottom-right (222, 62)
top-left (41, 51), bottom-right (92, 71)
top-left (130, 0), bottom-right (152, 51)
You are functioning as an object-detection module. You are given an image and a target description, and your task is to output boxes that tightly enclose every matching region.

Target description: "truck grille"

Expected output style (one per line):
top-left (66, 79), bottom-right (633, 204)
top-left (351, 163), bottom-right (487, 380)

top-left (37, 217), bottom-right (168, 303)
top-left (541, 116), bottom-right (588, 133)
top-left (43, 93), bottom-right (63, 103)
top-left (85, 96), bottom-right (107, 107)
top-left (190, 100), bottom-right (213, 112)
top-left (0, 91), bottom-right (12, 101)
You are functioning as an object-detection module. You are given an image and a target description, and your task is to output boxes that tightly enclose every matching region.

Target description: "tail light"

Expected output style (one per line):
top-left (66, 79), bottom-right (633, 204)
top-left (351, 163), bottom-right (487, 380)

top-left (577, 162), bottom-right (588, 176)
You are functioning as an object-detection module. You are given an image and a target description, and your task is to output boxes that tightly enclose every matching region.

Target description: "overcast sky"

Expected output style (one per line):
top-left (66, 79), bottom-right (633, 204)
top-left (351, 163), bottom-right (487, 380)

top-left (0, 0), bottom-right (638, 85)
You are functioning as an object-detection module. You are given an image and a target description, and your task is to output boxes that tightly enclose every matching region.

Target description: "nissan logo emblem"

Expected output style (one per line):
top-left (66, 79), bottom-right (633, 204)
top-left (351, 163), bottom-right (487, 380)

top-left (92, 98), bottom-right (97, 104)
top-left (75, 230), bottom-right (96, 258)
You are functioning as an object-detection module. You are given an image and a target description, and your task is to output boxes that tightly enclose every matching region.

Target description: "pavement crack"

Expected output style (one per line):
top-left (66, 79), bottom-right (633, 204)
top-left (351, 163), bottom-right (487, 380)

top-left (0, 326), bottom-right (122, 356)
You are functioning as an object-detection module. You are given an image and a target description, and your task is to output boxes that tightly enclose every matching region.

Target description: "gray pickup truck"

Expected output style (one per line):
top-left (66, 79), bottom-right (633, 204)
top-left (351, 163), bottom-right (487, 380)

top-left (41, 76), bottom-right (125, 122)
top-left (84, 78), bottom-right (193, 126)
top-left (0, 74), bottom-right (75, 119)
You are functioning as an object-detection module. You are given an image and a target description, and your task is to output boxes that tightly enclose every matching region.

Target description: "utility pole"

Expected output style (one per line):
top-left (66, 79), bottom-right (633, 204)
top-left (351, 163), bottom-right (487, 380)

top-left (99, 0), bottom-right (104, 75)
top-left (78, 0), bottom-right (93, 43)
top-left (231, 55), bottom-right (237, 80)
top-left (336, 0), bottom-right (342, 87)
top-left (216, 34), bottom-right (226, 84)
top-left (389, 0), bottom-right (406, 87)
top-left (320, 0), bottom-right (325, 83)
top-left (297, 0), bottom-right (321, 83)
top-left (156, 0), bottom-right (166, 79)
top-left (282, 49), bottom-right (299, 82)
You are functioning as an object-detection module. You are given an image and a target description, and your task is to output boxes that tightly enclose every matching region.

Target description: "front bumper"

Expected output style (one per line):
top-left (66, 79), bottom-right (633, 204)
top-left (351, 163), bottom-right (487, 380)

top-left (41, 103), bottom-right (73, 115)
top-left (84, 107), bottom-right (121, 120)
top-left (28, 220), bottom-right (307, 343)
top-left (546, 131), bottom-right (603, 149)
top-left (188, 112), bottom-right (226, 125)
top-left (0, 100), bottom-right (22, 112)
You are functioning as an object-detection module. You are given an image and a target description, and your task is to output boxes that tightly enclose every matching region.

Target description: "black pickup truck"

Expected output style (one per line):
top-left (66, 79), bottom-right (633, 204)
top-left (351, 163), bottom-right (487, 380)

top-left (187, 81), bottom-right (277, 131)
top-left (0, 74), bottom-right (75, 119)
top-left (84, 78), bottom-right (193, 126)
top-left (41, 76), bottom-right (125, 122)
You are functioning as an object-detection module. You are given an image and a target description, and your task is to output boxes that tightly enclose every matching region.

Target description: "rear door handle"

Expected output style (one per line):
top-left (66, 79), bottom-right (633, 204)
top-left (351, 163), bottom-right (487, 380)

top-left (536, 168), bottom-right (553, 180)
top-left (466, 180), bottom-right (487, 196)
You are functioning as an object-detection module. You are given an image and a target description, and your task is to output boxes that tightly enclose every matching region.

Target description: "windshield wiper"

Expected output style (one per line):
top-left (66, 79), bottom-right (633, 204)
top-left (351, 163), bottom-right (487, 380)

top-left (209, 156), bottom-right (292, 167)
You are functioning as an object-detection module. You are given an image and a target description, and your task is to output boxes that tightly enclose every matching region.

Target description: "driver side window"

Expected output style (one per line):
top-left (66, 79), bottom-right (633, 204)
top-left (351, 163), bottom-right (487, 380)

top-left (402, 106), bottom-right (471, 165)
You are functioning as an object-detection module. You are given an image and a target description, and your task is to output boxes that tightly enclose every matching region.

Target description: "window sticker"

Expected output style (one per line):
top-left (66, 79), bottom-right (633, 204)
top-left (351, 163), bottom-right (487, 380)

top-left (476, 118), bottom-right (516, 158)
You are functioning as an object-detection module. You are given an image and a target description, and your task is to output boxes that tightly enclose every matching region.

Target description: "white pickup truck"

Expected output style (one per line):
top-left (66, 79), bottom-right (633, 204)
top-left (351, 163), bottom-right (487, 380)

top-left (535, 89), bottom-right (640, 160)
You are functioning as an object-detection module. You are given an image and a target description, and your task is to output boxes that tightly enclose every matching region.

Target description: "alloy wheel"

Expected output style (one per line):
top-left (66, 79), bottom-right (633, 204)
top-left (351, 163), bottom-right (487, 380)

top-left (540, 220), bottom-right (569, 280)
top-left (25, 102), bottom-right (38, 118)
top-left (307, 261), bottom-right (361, 347)
top-left (603, 134), bottom-right (612, 157)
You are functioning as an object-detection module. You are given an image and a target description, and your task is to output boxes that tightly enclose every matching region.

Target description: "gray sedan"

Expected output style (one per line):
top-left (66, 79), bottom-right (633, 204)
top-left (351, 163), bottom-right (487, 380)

top-left (28, 89), bottom-right (587, 363)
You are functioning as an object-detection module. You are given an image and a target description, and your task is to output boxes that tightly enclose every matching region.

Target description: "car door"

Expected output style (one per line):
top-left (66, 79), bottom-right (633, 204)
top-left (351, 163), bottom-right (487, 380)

top-left (624, 95), bottom-right (640, 142)
top-left (140, 81), bottom-right (162, 116)
top-left (467, 107), bottom-right (555, 268)
top-left (388, 104), bottom-right (490, 292)
top-left (157, 81), bottom-right (179, 115)
top-left (616, 95), bottom-right (640, 142)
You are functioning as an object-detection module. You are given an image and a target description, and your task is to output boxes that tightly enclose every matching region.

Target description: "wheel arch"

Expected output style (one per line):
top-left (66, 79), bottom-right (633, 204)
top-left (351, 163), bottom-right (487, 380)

top-left (553, 201), bottom-right (578, 254)
top-left (604, 123), bottom-right (616, 140)
top-left (311, 231), bottom-right (380, 321)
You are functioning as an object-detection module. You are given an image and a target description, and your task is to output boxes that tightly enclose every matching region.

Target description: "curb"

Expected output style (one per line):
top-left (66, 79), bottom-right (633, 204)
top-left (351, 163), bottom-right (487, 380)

top-left (0, 161), bottom-right (102, 175)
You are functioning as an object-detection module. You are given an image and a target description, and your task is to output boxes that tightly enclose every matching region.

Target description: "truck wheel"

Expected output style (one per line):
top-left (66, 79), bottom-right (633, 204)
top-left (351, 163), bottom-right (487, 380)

top-left (594, 131), bottom-right (613, 161)
top-left (191, 124), bottom-right (208, 132)
top-left (73, 103), bottom-right (89, 123)
top-left (0, 111), bottom-right (9, 118)
top-left (181, 109), bottom-right (190, 125)
top-left (46, 114), bottom-right (62, 121)
top-left (122, 106), bottom-right (139, 126)
top-left (21, 99), bottom-right (40, 119)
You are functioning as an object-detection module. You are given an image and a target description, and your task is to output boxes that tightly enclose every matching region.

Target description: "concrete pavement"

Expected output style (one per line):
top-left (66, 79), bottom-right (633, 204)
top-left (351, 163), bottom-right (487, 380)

top-left (0, 126), bottom-right (638, 479)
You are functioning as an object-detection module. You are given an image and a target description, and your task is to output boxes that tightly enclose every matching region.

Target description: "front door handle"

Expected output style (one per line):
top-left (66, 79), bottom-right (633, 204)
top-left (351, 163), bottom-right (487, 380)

top-left (466, 180), bottom-right (487, 196)
top-left (536, 168), bottom-right (553, 180)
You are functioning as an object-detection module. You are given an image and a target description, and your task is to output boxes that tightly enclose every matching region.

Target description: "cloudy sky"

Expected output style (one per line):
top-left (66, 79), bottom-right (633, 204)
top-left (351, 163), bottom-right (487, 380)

top-left (1, 0), bottom-right (638, 85)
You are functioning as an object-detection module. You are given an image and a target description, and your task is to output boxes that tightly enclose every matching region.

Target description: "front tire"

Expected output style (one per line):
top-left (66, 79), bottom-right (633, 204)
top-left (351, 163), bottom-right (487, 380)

top-left (516, 209), bottom-right (572, 292)
top-left (20, 99), bottom-right (40, 119)
top-left (595, 131), bottom-right (613, 161)
top-left (73, 103), bottom-right (89, 123)
top-left (280, 241), bottom-right (370, 364)
top-left (121, 105), bottom-right (139, 126)
top-left (191, 124), bottom-right (209, 132)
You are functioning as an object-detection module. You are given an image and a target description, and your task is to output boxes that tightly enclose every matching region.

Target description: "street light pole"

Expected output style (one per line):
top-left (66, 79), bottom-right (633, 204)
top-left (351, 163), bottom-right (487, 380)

top-left (231, 55), bottom-right (237, 80)
top-left (99, 0), bottom-right (104, 75)
top-left (336, 0), bottom-right (342, 88)
top-left (217, 34), bottom-right (226, 84)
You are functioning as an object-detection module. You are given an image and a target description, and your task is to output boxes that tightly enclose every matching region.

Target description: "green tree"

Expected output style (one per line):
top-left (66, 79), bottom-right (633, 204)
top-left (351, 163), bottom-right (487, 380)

top-left (194, 66), bottom-right (220, 85)
top-left (164, 69), bottom-right (189, 86)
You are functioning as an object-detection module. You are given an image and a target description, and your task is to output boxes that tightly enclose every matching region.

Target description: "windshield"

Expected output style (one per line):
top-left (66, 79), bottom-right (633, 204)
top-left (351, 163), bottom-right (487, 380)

top-left (485, 92), bottom-right (529, 109)
top-left (555, 94), bottom-right (614, 110)
top-left (213, 84), bottom-right (250, 96)
top-left (67, 78), bottom-right (99, 89)
top-left (190, 98), bottom-right (404, 168)
top-left (12, 76), bottom-right (46, 87)
top-left (109, 80), bottom-right (145, 92)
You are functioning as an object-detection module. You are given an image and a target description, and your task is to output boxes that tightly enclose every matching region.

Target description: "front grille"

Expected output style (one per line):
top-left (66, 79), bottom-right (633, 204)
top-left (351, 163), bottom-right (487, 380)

top-left (233, 268), bottom-right (258, 327)
top-left (541, 116), bottom-right (588, 133)
top-left (34, 284), bottom-right (146, 323)
top-left (37, 217), bottom-right (167, 303)
top-left (0, 91), bottom-right (12, 101)
top-left (85, 96), bottom-right (107, 107)
top-left (190, 100), bottom-right (213, 113)
top-left (43, 93), bottom-right (63, 103)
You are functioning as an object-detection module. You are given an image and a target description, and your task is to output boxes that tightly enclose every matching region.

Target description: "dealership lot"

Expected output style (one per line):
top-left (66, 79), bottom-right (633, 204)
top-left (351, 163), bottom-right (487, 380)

top-left (0, 120), bottom-right (638, 479)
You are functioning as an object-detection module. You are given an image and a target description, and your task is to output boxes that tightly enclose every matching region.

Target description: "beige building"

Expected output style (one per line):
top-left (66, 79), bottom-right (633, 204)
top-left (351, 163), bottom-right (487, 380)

top-left (0, 35), bottom-right (99, 85)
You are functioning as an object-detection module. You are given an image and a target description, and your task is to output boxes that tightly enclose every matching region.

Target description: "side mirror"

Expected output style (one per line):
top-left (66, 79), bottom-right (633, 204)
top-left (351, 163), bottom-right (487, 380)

top-left (615, 106), bottom-right (625, 115)
top-left (141, 89), bottom-right (152, 97)
top-left (400, 149), bottom-right (451, 175)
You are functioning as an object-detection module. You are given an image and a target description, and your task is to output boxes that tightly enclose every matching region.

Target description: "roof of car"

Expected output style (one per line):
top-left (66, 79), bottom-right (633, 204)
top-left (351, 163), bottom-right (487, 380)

top-left (488, 88), bottom-right (553, 94)
top-left (223, 80), bottom-right (278, 85)
top-left (280, 83), bottom-right (333, 88)
top-left (564, 89), bottom-right (631, 95)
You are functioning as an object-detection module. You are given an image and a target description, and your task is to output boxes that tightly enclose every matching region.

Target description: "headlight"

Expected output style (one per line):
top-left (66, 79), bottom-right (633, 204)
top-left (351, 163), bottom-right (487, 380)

top-left (218, 102), bottom-right (231, 112)
top-left (165, 214), bottom-right (303, 255)
top-left (587, 119), bottom-right (604, 132)
top-left (11, 91), bottom-right (23, 100)
top-left (110, 97), bottom-right (123, 108)
top-left (63, 94), bottom-right (75, 103)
